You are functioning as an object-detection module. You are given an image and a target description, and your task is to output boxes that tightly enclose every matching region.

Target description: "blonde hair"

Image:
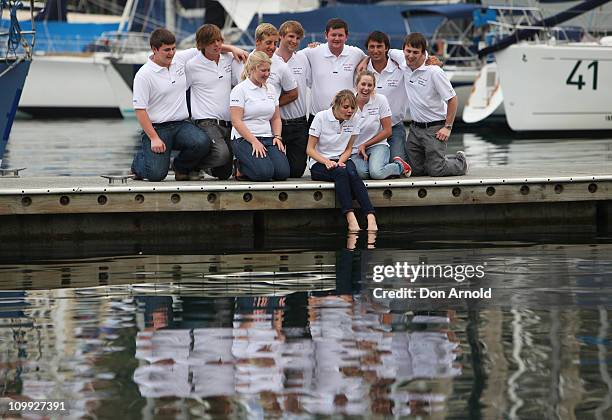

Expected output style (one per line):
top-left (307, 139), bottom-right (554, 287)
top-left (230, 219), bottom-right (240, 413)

top-left (241, 51), bottom-right (272, 81)
top-left (279, 20), bottom-right (304, 38)
top-left (355, 70), bottom-right (377, 88)
top-left (332, 89), bottom-right (357, 113)
top-left (255, 23), bottom-right (279, 42)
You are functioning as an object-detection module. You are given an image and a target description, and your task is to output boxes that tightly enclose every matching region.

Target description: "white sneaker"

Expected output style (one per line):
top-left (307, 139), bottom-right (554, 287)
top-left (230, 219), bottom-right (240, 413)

top-left (456, 151), bottom-right (469, 174)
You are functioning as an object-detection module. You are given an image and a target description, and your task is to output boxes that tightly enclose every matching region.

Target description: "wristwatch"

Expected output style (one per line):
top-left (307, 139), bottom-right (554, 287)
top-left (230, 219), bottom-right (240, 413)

top-left (444, 124), bottom-right (453, 130)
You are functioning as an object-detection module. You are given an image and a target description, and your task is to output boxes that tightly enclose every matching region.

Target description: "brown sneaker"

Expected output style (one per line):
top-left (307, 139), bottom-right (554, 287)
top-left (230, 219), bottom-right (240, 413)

top-left (175, 171), bottom-right (190, 181)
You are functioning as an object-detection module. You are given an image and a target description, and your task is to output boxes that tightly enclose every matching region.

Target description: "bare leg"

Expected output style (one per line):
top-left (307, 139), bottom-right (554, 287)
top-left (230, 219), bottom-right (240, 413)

top-left (366, 213), bottom-right (378, 231)
top-left (346, 211), bottom-right (361, 232)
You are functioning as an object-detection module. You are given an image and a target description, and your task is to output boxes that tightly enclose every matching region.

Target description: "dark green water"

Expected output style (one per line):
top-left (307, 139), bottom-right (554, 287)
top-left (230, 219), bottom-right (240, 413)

top-left (1, 230), bottom-right (611, 418)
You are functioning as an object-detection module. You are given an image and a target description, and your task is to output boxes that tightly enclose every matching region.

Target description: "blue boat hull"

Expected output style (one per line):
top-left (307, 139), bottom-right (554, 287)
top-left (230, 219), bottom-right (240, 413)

top-left (1, 59), bottom-right (31, 160)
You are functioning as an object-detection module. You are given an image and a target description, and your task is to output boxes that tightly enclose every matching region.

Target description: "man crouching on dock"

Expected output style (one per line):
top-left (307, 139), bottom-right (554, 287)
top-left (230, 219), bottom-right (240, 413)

top-left (130, 28), bottom-right (211, 181)
top-left (390, 33), bottom-right (468, 177)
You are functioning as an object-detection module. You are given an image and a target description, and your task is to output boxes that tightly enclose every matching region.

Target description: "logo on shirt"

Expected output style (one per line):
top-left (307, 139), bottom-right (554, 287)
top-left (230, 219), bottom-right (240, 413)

top-left (223, 64), bottom-right (232, 73)
top-left (230, 98), bottom-right (240, 103)
top-left (368, 108), bottom-right (379, 116)
top-left (417, 76), bottom-right (428, 86)
top-left (292, 67), bottom-right (304, 75)
top-left (386, 79), bottom-right (400, 88)
top-left (343, 63), bottom-right (354, 72)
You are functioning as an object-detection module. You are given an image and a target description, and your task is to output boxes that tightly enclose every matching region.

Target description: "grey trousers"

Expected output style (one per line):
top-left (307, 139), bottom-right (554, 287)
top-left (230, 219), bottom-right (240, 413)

top-left (195, 120), bottom-right (233, 180)
top-left (406, 124), bottom-right (466, 177)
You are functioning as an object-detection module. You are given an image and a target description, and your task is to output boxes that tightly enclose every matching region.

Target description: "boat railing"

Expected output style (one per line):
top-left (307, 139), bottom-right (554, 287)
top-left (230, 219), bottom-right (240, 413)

top-left (0, 0), bottom-right (35, 61)
top-left (487, 20), bottom-right (580, 45)
top-left (94, 30), bottom-right (151, 56)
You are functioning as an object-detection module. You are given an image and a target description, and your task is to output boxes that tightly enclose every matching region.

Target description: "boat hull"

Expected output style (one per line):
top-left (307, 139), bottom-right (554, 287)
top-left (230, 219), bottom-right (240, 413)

top-left (1, 59), bottom-right (31, 160)
top-left (18, 54), bottom-right (131, 118)
top-left (495, 42), bottom-right (612, 131)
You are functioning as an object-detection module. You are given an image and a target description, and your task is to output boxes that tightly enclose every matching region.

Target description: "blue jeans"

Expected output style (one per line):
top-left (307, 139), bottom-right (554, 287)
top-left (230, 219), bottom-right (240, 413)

top-left (388, 122), bottom-right (407, 162)
top-left (310, 159), bottom-right (375, 215)
top-left (131, 120), bottom-right (210, 181)
top-left (231, 136), bottom-right (290, 181)
top-left (350, 144), bottom-right (402, 180)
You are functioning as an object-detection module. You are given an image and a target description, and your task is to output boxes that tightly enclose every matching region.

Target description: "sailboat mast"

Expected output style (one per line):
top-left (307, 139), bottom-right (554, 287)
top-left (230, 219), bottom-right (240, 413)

top-left (165, 0), bottom-right (176, 33)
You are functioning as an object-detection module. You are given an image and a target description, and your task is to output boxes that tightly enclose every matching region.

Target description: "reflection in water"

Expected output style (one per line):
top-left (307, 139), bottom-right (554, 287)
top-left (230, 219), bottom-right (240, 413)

top-left (0, 234), bottom-right (611, 418)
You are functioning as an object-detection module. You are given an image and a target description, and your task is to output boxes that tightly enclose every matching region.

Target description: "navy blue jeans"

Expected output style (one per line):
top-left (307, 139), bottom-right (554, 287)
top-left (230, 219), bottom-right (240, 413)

top-left (310, 159), bottom-right (375, 215)
top-left (231, 136), bottom-right (290, 181)
top-left (281, 119), bottom-right (308, 178)
top-left (131, 120), bottom-right (210, 181)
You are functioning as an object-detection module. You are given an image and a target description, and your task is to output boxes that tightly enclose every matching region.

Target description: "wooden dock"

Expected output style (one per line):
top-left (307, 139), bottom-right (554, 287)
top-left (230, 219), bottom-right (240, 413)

top-left (1, 163), bottom-right (611, 238)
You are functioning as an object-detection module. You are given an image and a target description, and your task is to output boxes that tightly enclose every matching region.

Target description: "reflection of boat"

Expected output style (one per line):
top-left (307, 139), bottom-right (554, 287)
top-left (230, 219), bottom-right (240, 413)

top-left (467, 0), bottom-right (612, 131)
top-left (1, 0), bottom-right (34, 160)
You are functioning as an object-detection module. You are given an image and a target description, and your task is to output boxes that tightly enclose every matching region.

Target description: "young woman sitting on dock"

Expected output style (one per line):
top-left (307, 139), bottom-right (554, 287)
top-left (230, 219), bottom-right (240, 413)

top-left (307, 90), bottom-right (378, 231)
top-left (229, 51), bottom-right (290, 181)
top-left (350, 71), bottom-right (412, 180)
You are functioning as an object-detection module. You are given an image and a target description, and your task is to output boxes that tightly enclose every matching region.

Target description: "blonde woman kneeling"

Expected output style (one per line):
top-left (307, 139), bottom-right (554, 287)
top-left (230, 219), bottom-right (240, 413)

top-left (307, 90), bottom-right (377, 231)
top-left (351, 71), bottom-right (411, 179)
top-left (229, 51), bottom-right (290, 181)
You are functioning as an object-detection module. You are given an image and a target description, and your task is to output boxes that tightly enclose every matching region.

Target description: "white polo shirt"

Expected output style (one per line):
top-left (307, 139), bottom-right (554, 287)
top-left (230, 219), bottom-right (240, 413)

top-left (388, 49), bottom-right (454, 123)
top-left (303, 43), bottom-right (366, 114)
top-left (404, 63), bottom-right (456, 123)
top-left (270, 53), bottom-right (298, 102)
top-left (308, 108), bottom-right (360, 168)
top-left (229, 79), bottom-right (278, 139)
top-left (367, 57), bottom-right (408, 125)
top-left (352, 93), bottom-right (392, 153)
top-left (276, 50), bottom-right (311, 120)
top-left (132, 48), bottom-right (198, 123)
top-left (185, 51), bottom-right (241, 121)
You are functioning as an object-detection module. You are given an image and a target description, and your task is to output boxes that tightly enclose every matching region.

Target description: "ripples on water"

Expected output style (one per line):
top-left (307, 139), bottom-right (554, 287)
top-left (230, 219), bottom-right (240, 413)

top-left (3, 119), bottom-right (612, 175)
top-left (0, 233), bottom-right (611, 418)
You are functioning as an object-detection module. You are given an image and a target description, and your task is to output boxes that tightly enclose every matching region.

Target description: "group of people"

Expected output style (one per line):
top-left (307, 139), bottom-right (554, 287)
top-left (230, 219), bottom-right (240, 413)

top-left (130, 18), bottom-right (469, 230)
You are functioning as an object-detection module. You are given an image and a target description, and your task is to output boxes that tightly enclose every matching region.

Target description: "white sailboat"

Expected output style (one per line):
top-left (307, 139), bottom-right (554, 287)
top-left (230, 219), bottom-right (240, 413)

top-left (494, 38), bottom-right (612, 131)
top-left (464, 0), bottom-right (612, 131)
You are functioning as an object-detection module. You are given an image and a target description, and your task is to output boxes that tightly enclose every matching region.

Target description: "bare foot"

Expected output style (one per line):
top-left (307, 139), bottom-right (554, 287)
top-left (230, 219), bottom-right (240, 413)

top-left (346, 211), bottom-right (361, 232)
top-left (366, 213), bottom-right (378, 231)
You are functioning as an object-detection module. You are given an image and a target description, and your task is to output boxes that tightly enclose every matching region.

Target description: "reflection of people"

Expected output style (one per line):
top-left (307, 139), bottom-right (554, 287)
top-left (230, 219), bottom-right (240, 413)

top-left (307, 90), bottom-right (377, 231)
top-left (230, 52), bottom-right (290, 181)
top-left (350, 70), bottom-right (411, 180)
top-left (232, 297), bottom-right (286, 396)
top-left (130, 28), bottom-right (210, 181)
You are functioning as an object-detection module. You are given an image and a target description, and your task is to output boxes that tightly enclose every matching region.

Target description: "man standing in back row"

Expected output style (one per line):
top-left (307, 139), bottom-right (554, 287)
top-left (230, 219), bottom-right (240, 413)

top-left (275, 20), bottom-right (311, 178)
top-left (303, 18), bottom-right (366, 119)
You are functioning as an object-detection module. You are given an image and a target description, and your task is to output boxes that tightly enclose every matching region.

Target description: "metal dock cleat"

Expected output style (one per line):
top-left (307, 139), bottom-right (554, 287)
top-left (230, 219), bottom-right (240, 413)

top-left (0, 168), bottom-right (26, 177)
top-left (100, 174), bottom-right (135, 185)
